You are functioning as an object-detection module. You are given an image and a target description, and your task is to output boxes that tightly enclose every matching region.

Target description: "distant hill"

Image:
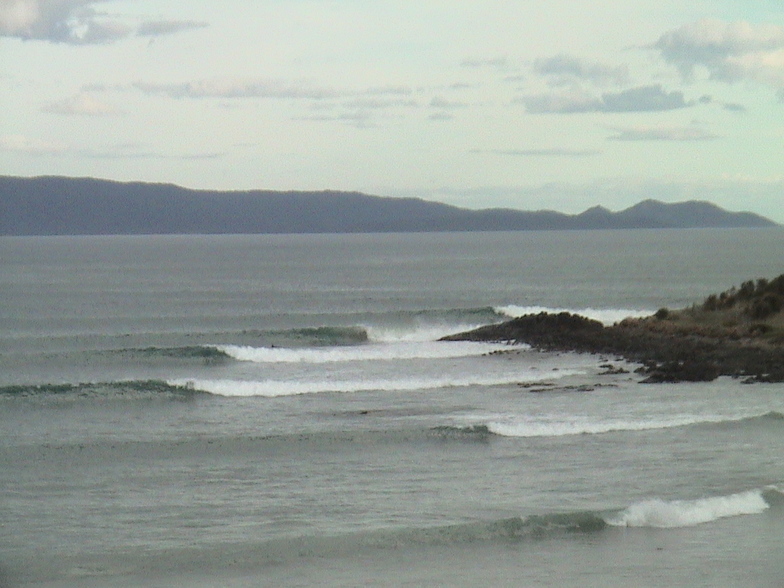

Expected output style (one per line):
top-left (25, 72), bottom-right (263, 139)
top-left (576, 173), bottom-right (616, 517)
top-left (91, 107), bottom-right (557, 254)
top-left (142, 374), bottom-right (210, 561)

top-left (0, 175), bottom-right (778, 236)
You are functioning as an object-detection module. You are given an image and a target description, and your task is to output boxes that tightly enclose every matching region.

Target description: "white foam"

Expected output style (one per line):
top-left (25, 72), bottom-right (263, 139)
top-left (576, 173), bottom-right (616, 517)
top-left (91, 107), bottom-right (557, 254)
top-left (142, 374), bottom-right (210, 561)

top-left (486, 413), bottom-right (756, 438)
top-left (494, 305), bottom-right (652, 326)
top-left (364, 323), bottom-right (488, 343)
top-left (606, 489), bottom-right (769, 528)
top-left (215, 340), bottom-right (517, 364)
top-left (169, 369), bottom-right (581, 397)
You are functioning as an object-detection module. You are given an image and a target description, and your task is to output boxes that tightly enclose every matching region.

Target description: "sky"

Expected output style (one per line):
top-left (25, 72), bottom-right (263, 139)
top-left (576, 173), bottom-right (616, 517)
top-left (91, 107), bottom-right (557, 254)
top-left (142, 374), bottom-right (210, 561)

top-left (2, 0), bottom-right (783, 222)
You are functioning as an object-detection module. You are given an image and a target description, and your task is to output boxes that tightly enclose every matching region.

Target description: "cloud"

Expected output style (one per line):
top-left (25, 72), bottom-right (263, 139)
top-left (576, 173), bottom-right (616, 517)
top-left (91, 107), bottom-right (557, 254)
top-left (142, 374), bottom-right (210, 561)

top-left (606, 125), bottom-right (719, 141)
top-left (0, 0), bottom-right (129, 44)
top-left (534, 54), bottom-right (629, 86)
top-left (460, 56), bottom-right (508, 69)
top-left (365, 86), bottom-right (414, 96)
top-left (723, 102), bottom-right (746, 112)
top-left (136, 19), bottom-right (207, 38)
top-left (78, 144), bottom-right (223, 160)
top-left (0, 0), bottom-right (206, 44)
top-left (0, 133), bottom-right (66, 154)
top-left (0, 134), bottom-right (222, 158)
top-left (41, 93), bottom-right (120, 115)
top-left (517, 85), bottom-right (694, 113)
top-left (474, 148), bottom-right (600, 157)
top-left (652, 19), bottom-right (784, 93)
top-left (133, 79), bottom-right (342, 100)
top-left (343, 97), bottom-right (418, 109)
top-left (430, 96), bottom-right (467, 109)
top-left (298, 111), bottom-right (376, 128)
top-left (428, 112), bottom-right (454, 121)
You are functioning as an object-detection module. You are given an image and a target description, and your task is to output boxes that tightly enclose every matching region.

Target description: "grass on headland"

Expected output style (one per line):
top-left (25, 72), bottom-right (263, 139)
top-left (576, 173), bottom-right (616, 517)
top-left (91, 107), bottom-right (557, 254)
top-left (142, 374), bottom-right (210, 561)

top-left (635, 274), bottom-right (784, 346)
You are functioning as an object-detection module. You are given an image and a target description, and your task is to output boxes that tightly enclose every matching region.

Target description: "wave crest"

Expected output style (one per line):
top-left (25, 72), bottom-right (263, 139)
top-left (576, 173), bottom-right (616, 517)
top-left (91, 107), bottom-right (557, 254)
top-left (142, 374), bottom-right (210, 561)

top-left (486, 410), bottom-right (781, 438)
top-left (606, 489), bottom-right (771, 528)
top-left (169, 369), bottom-right (580, 397)
top-left (215, 340), bottom-right (516, 364)
top-left (494, 305), bottom-right (652, 326)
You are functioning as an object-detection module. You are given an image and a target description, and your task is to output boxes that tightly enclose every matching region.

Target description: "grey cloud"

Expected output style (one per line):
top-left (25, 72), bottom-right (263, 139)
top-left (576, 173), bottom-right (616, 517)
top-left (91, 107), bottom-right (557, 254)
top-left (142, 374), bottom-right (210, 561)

top-left (723, 102), bottom-right (746, 112)
top-left (365, 86), bottom-right (413, 96)
top-left (475, 148), bottom-right (600, 157)
top-left (0, 0), bottom-right (206, 44)
top-left (430, 96), bottom-right (467, 109)
top-left (428, 112), bottom-right (454, 121)
top-left (343, 97), bottom-right (418, 109)
top-left (534, 54), bottom-right (629, 86)
top-left (515, 90), bottom-right (602, 113)
top-left (606, 126), bottom-right (719, 141)
top-left (137, 20), bottom-right (207, 38)
top-left (133, 79), bottom-right (342, 100)
top-left (518, 85), bottom-right (693, 113)
top-left (602, 85), bottom-right (691, 112)
top-left (461, 56), bottom-right (508, 69)
top-left (298, 111), bottom-right (375, 129)
top-left (652, 19), bottom-right (784, 85)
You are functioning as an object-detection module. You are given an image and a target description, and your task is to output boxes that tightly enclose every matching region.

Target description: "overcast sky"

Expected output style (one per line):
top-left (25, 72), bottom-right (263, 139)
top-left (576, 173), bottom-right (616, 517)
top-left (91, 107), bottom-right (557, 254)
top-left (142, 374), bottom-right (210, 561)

top-left (2, 0), bottom-right (783, 221)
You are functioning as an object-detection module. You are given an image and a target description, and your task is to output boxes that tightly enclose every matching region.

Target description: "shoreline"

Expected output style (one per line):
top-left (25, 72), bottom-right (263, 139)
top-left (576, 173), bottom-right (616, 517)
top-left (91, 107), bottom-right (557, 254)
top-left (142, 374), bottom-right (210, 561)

top-left (442, 309), bottom-right (784, 384)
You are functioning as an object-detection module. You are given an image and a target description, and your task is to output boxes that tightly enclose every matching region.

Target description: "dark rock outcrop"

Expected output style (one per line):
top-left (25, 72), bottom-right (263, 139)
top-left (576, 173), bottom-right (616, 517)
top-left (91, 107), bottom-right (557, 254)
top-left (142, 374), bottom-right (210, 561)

top-left (442, 311), bottom-right (784, 384)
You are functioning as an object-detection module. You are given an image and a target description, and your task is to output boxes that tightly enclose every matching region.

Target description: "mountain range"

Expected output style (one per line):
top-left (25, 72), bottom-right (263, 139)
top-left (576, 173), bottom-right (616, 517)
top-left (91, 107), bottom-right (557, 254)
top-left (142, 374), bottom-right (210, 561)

top-left (0, 175), bottom-right (778, 236)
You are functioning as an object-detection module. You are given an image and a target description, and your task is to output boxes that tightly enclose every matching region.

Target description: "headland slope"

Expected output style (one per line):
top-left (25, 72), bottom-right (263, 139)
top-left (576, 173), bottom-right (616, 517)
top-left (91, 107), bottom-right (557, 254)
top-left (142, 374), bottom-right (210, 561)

top-left (443, 275), bottom-right (784, 383)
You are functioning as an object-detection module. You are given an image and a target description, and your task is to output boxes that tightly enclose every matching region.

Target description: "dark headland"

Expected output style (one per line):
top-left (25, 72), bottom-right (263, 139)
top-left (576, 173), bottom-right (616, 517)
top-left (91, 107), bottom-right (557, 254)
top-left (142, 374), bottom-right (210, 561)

top-left (0, 175), bottom-right (778, 235)
top-left (443, 276), bottom-right (784, 383)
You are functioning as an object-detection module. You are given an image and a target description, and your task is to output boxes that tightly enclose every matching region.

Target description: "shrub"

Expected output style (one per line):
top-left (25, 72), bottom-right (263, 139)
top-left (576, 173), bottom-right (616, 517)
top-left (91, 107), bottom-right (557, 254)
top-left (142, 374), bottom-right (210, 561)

top-left (748, 293), bottom-right (783, 320)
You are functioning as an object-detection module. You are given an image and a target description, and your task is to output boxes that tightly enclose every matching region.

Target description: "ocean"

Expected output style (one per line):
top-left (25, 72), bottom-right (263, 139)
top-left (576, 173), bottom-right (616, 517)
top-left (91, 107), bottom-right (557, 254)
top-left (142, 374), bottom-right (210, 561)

top-left (1, 229), bottom-right (783, 588)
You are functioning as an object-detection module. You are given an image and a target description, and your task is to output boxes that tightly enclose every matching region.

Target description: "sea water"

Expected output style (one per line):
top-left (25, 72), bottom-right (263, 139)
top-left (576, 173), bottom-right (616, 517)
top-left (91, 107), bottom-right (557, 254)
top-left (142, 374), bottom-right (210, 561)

top-left (1, 229), bottom-right (783, 587)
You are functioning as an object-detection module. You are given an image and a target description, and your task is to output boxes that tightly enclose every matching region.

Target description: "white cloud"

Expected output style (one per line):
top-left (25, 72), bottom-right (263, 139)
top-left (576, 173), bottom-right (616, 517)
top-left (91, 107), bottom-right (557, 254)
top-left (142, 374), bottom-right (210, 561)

top-left (606, 125), bottom-right (719, 141)
top-left (0, 0), bottom-right (206, 44)
top-left (0, 134), bottom-right (67, 154)
top-left (652, 19), bottom-right (784, 94)
top-left (41, 93), bottom-right (120, 115)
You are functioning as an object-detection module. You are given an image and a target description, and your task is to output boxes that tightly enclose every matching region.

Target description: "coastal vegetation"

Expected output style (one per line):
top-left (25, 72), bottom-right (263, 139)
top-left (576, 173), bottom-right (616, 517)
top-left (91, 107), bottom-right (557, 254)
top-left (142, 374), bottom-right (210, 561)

top-left (444, 274), bottom-right (784, 383)
top-left (642, 274), bottom-right (784, 345)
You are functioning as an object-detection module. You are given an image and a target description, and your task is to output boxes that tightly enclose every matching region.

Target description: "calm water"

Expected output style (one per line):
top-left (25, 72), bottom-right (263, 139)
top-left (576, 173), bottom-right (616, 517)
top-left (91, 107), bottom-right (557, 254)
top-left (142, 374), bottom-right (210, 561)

top-left (1, 229), bottom-right (783, 587)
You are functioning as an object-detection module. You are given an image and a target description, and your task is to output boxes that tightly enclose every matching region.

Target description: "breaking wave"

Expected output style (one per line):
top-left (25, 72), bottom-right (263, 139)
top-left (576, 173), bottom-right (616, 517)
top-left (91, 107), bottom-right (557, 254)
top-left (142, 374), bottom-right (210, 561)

top-left (485, 410), bottom-right (783, 438)
top-left (494, 305), bottom-right (652, 326)
top-left (215, 340), bottom-right (517, 364)
top-left (169, 369), bottom-right (582, 397)
top-left (606, 486), bottom-right (783, 528)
